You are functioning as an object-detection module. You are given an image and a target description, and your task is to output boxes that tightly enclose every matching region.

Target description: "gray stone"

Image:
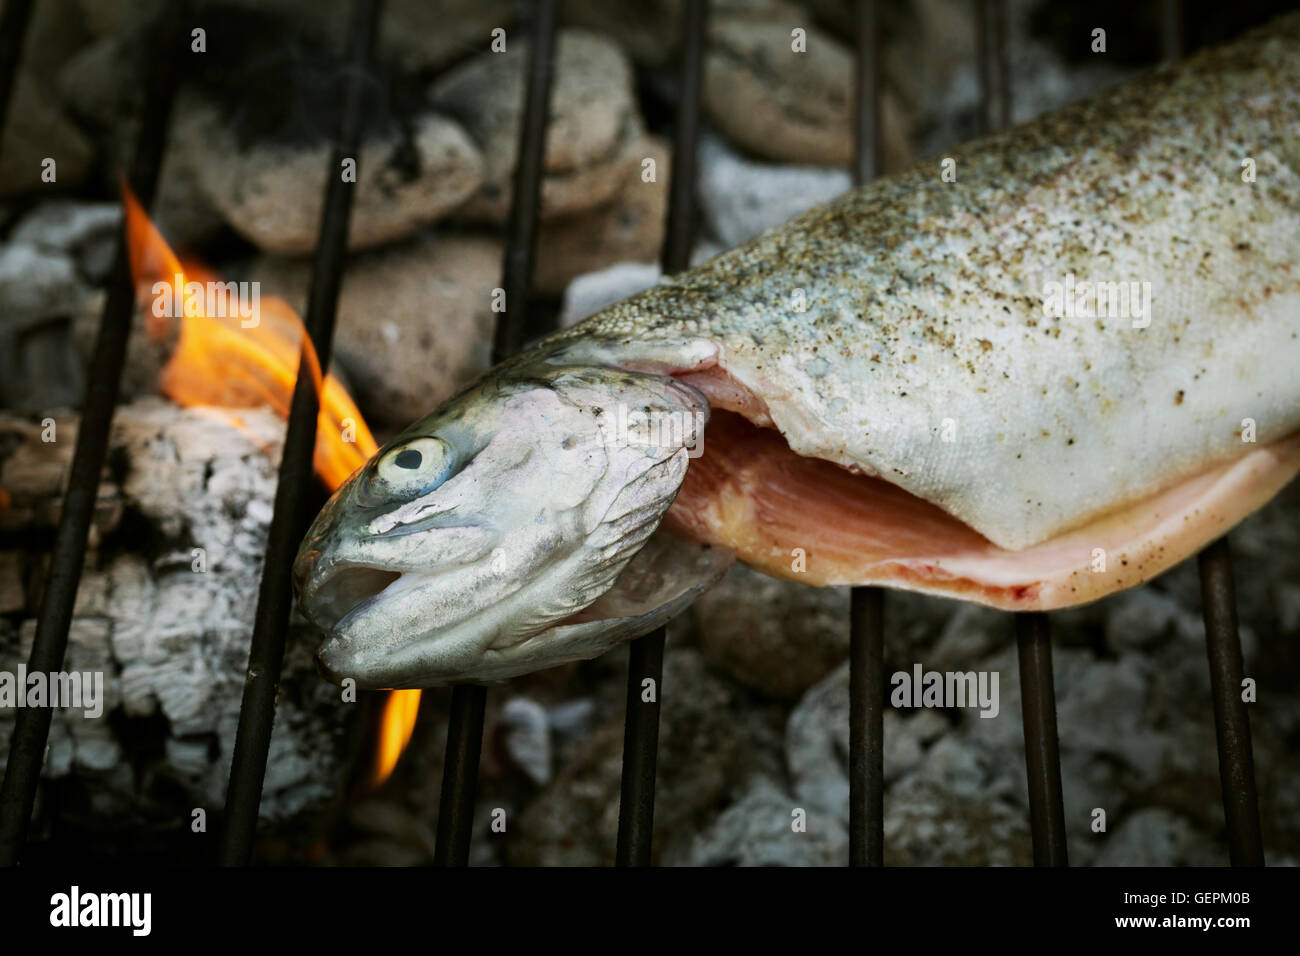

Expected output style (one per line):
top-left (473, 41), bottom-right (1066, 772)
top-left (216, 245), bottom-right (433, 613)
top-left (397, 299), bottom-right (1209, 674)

top-left (0, 240), bottom-right (96, 412)
top-left (1093, 808), bottom-right (1222, 867)
top-left (704, 13), bottom-right (855, 166)
top-left (191, 104), bottom-right (484, 254)
top-left (0, 244), bottom-right (88, 325)
top-left (682, 776), bottom-right (846, 866)
top-left (431, 29), bottom-right (643, 223)
top-left (532, 136), bottom-right (670, 295)
top-left (250, 233), bottom-right (499, 426)
top-left (10, 201), bottom-right (121, 255)
top-left (511, 648), bottom-right (783, 865)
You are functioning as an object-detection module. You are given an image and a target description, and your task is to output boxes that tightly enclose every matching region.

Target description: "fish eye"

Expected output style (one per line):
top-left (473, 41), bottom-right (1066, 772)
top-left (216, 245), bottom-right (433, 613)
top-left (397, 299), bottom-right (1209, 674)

top-left (372, 436), bottom-right (454, 499)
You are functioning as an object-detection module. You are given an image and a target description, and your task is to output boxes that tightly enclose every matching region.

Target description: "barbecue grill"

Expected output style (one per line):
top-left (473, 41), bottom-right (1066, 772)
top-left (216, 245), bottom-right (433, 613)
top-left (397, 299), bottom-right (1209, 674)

top-left (0, 0), bottom-right (1266, 869)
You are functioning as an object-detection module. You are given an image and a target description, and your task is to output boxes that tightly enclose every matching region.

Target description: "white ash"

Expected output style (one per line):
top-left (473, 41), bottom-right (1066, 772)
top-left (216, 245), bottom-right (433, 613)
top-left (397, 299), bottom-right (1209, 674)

top-left (559, 263), bottom-right (663, 328)
top-left (498, 697), bottom-right (552, 787)
top-left (696, 132), bottom-right (852, 248)
top-left (0, 399), bottom-right (356, 833)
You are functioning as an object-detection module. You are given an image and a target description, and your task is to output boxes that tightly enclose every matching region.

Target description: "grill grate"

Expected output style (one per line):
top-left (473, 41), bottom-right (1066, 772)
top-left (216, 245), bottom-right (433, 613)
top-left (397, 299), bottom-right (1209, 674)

top-left (217, 0), bottom-right (383, 866)
top-left (0, 0), bottom-right (187, 866)
top-left (1199, 539), bottom-right (1265, 865)
top-left (614, 0), bottom-right (708, 868)
top-left (847, 0), bottom-right (886, 869)
top-left (433, 0), bottom-right (559, 868)
top-left (0, 0), bottom-right (1269, 869)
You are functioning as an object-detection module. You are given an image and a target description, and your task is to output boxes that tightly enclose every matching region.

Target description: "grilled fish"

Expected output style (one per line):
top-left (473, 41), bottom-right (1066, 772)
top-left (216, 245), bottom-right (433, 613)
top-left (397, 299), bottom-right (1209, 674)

top-left (294, 15), bottom-right (1300, 686)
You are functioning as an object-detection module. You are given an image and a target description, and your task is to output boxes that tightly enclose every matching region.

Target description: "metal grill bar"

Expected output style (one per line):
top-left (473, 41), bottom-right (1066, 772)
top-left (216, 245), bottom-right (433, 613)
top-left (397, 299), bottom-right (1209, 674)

top-left (852, 0), bottom-right (883, 185)
top-left (492, 0), bottom-right (559, 364)
top-left (1198, 539), bottom-right (1264, 866)
top-left (656, 0), bottom-right (707, 278)
top-left (1016, 613), bottom-right (1069, 865)
top-left (218, 0), bottom-right (381, 866)
top-left (433, 682), bottom-right (488, 866)
top-left (848, 0), bottom-right (885, 869)
top-left (0, 0), bottom-right (185, 867)
top-left (849, 588), bottom-right (884, 866)
top-left (974, 0), bottom-right (1071, 867)
top-left (1161, 0), bottom-right (1184, 63)
top-left (975, 0), bottom-right (1010, 134)
top-left (1158, 0), bottom-right (1262, 869)
top-left (614, 0), bottom-right (708, 867)
top-left (432, 0), bottom-right (558, 869)
top-left (0, 0), bottom-right (34, 141)
top-left (615, 628), bottom-right (666, 865)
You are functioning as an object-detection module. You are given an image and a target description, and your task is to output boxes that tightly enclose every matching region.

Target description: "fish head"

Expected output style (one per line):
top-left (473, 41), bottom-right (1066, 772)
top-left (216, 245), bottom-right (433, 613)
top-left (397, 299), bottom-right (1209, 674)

top-left (293, 364), bottom-right (729, 687)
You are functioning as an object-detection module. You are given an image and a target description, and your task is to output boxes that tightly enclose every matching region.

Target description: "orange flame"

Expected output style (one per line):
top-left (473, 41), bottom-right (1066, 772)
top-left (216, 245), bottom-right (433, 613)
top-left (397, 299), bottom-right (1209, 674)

top-left (122, 184), bottom-right (420, 787)
top-left (373, 689), bottom-right (423, 785)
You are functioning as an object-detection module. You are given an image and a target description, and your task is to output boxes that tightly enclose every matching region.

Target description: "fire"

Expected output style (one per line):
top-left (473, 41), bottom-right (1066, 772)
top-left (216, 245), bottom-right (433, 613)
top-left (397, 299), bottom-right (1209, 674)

top-left (122, 185), bottom-right (374, 488)
top-left (122, 184), bottom-right (420, 787)
top-left (373, 688), bottom-right (423, 785)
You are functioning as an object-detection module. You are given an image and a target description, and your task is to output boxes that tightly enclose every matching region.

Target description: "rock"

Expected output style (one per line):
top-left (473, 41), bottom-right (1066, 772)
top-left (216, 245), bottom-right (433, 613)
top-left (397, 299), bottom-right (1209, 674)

top-left (704, 13), bottom-right (854, 166)
top-left (1093, 808), bottom-right (1222, 866)
top-left (785, 661), bottom-right (950, 821)
top-left (685, 776), bottom-right (846, 865)
top-left (0, 242), bottom-right (97, 413)
top-left (532, 137), bottom-right (670, 295)
top-left (1104, 587), bottom-right (1186, 651)
top-left (510, 648), bottom-right (783, 865)
top-left (696, 132), bottom-right (851, 247)
top-left (10, 201), bottom-right (121, 257)
top-left (10, 200), bottom-right (123, 285)
top-left (703, 10), bottom-right (911, 169)
top-left (430, 29), bottom-right (644, 223)
top-left (926, 601), bottom-right (1006, 672)
top-left (884, 766), bottom-right (1033, 866)
top-left (0, 244), bottom-right (91, 326)
top-left (250, 234), bottom-right (499, 426)
top-left (190, 104), bottom-right (484, 254)
top-left (695, 563), bottom-right (849, 698)
top-left (0, 75), bottom-right (93, 196)
top-left (559, 263), bottom-right (662, 328)
top-left (56, 34), bottom-right (230, 252)
top-left (148, 105), bottom-right (236, 250)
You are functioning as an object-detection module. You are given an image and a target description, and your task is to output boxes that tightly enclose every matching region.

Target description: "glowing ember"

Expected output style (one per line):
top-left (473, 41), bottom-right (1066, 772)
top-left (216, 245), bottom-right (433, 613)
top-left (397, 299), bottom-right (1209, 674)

top-left (123, 184), bottom-right (419, 786)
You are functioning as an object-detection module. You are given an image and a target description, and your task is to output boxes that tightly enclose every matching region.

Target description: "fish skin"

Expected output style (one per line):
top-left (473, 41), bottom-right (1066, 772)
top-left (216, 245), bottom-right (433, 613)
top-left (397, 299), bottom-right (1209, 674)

top-left (533, 14), bottom-right (1300, 550)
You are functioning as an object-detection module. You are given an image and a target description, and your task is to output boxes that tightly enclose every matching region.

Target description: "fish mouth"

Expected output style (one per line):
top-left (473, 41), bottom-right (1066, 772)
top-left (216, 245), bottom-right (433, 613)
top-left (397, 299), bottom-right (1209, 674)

top-left (307, 564), bottom-right (404, 630)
